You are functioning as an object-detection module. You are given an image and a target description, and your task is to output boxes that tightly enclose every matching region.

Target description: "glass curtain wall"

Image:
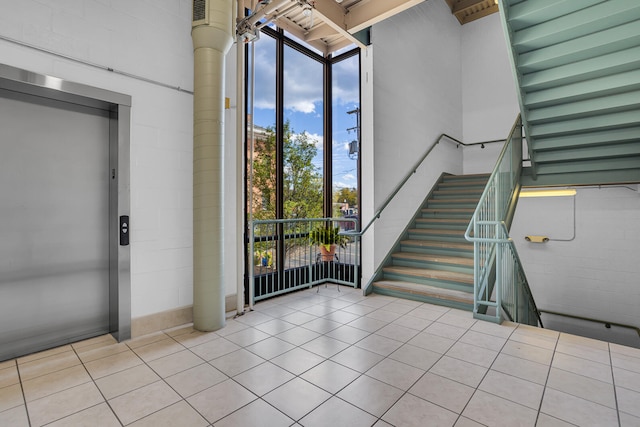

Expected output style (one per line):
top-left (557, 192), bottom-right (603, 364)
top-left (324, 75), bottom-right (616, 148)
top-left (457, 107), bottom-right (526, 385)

top-left (331, 50), bottom-right (361, 226)
top-left (247, 34), bottom-right (276, 221)
top-left (282, 44), bottom-right (324, 220)
top-left (245, 27), bottom-right (360, 294)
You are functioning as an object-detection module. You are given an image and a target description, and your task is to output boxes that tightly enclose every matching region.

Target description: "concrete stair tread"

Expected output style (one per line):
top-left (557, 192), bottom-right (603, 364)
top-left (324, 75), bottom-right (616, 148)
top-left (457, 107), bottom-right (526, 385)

top-left (401, 240), bottom-right (473, 250)
top-left (391, 252), bottom-right (474, 266)
top-left (409, 228), bottom-right (464, 235)
top-left (438, 182), bottom-right (487, 188)
top-left (383, 266), bottom-right (473, 284)
top-left (422, 208), bottom-right (475, 213)
top-left (373, 280), bottom-right (474, 305)
top-left (429, 198), bottom-right (481, 203)
top-left (443, 173), bottom-right (490, 180)
top-left (416, 218), bottom-right (470, 224)
top-left (434, 189), bottom-right (484, 195)
top-left (372, 173), bottom-right (485, 309)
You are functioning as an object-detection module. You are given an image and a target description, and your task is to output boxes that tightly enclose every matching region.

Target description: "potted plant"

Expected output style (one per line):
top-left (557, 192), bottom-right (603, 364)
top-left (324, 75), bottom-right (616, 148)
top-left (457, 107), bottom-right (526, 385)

top-left (254, 250), bottom-right (273, 267)
top-left (309, 225), bottom-right (350, 262)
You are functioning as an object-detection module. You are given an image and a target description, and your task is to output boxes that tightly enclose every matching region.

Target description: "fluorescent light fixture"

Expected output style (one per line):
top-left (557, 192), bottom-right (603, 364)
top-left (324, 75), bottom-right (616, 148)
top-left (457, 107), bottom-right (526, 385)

top-left (519, 189), bottom-right (577, 198)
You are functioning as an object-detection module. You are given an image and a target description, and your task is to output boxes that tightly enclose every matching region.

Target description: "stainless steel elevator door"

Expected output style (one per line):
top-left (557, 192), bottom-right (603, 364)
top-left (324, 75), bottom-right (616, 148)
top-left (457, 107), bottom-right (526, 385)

top-left (0, 89), bottom-right (111, 361)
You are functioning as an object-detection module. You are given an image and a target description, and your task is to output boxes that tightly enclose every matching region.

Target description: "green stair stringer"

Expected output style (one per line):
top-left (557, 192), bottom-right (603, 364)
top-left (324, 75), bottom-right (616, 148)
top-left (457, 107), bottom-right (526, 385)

top-left (368, 173), bottom-right (490, 311)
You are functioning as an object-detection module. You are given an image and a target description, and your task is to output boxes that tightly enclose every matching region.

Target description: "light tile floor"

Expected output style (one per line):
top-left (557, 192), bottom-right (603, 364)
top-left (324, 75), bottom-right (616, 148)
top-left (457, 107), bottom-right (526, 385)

top-left (1, 285), bottom-right (639, 426)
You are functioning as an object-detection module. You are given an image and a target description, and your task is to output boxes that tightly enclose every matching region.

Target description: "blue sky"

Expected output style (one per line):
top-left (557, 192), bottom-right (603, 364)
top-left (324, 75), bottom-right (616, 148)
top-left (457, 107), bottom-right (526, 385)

top-left (251, 34), bottom-right (360, 192)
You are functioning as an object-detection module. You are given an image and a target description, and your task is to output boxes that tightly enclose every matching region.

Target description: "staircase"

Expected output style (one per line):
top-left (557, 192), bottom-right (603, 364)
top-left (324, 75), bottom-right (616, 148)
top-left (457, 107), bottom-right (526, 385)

top-left (371, 173), bottom-right (489, 310)
top-left (499, 0), bottom-right (640, 186)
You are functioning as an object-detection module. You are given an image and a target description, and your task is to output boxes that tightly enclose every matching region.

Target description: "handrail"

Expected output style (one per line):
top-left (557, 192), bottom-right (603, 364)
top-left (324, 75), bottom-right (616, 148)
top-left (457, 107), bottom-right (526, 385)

top-left (442, 134), bottom-right (507, 148)
top-left (463, 118), bottom-right (524, 242)
top-left (464, 114), bottom-right (542, 326)
top-left (463, 219), bottom-right (542, 326)
top-left (538, 310), bottom-right (640, 339)
top-left (356, 134), bottom-right (505, 237)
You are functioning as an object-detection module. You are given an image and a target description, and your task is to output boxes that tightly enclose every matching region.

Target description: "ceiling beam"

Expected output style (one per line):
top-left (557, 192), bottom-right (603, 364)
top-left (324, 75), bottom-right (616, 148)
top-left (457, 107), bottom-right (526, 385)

top-left (313, 0), bottom-right (348, 30)
top-left (305, 23), bottom-right (338, 42)
top-left (312, 0), bottom-right (365, 50)
top-left (274, 17), bottom-right (330, 55)
top-left (453, 0), bottom-right (490, 14)
top-left (444, 0), bottom-right (499, 24)
top-left (346, 0), bottom-right (426, 33)
top-left (460, 3), bottom-right (499, 24)
top-left (327, 37), bottom-right (357, 55)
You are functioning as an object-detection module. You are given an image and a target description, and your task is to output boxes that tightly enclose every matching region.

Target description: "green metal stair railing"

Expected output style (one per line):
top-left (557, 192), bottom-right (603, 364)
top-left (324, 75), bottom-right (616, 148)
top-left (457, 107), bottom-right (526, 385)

top-left (464, 115), bottom-right (542, 326)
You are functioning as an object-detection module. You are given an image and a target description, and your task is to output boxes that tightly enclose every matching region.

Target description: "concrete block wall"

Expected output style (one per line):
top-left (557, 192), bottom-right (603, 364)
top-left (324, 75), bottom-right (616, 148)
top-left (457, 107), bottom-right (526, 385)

top-left (511, 187), bottom-right (640, 346)
top-left (0, 0), bottom-right (198, 318)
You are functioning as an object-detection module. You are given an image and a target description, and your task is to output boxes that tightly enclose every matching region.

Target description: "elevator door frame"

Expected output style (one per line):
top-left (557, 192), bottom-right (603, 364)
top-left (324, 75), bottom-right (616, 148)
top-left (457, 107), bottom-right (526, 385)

top-left (0, 63), bottom-right (131, 343)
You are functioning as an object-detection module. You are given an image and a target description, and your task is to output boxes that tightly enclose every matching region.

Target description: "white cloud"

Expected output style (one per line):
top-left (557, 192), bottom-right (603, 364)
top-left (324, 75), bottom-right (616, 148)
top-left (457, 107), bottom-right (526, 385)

top-left (333, 179), bottom-right (356, 189)
top-left (287, 100), bottom-right (316, 114)
top-left (253, 36), bottom-right (277, 110)
top-left (252, 33), bottom-right (359, 113)
top-left (283, 58), bottom-right (323, 113)
top-left (293, 132), bottom-right (323, 149)
top-left (332, 56), bottom-right (360, 105)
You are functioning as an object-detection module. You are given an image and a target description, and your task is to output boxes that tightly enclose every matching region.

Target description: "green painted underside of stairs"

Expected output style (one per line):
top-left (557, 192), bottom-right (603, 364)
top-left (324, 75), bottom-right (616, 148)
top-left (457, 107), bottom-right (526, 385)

top-left (502, 0), bottom-right (640, 186)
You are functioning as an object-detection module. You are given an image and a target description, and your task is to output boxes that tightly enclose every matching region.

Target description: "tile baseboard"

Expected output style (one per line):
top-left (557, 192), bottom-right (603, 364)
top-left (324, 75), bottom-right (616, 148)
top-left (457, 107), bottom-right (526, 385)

top-left (131, 294), bottom-right (239, 337)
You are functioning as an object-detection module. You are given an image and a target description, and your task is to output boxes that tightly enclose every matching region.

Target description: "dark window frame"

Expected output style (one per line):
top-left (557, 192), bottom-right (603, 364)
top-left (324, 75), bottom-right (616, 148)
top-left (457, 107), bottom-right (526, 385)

top-left (243, 28), bottom-right (361, 297)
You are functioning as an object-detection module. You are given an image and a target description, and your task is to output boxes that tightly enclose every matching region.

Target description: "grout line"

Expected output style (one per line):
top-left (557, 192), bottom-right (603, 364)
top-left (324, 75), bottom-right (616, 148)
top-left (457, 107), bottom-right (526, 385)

top-left (13, 360), bottom-right (32, 427)
top-left (2, 287), bottom-right (633, 426)
top-left (534, 325), bottom-right (559, 426)
top-left (609, 342), bottom-right (623, 427)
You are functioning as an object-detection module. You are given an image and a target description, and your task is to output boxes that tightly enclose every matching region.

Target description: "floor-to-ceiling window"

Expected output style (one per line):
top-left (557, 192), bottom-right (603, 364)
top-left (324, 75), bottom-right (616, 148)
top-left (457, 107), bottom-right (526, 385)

top-left (331, 49), bottom-right (361, 224)
top-left (247, 30), bottom-right (359, 222)
top-left (282, 43), bottom-right (324, 220)
top-left (247, 33), bottom-right (276, 220)
top-left (245, 27), bottom-right (360, 296)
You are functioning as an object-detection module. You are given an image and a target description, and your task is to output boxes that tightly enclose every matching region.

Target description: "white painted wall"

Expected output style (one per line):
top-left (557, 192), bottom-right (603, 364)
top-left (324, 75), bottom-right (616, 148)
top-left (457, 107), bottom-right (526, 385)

top-left (0, 0), bottom-right (228, 319)
top-left (511, 187), bottom-right (640, 347)
top-left (460, 13), bottom-right (519, 175)
top-left (364, 0), bottom-right (464, 285)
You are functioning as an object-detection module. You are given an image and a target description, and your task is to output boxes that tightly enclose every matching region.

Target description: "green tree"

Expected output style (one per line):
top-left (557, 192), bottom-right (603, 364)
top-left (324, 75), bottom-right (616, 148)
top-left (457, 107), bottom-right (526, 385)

top-left (283, 127), bottom-right (323, 219)
top-left (333, 187), bottom-right (357, 216)
top-left (334, 187), bottom-right (357, 206)
top-left (251, 124), bottom-right (277, 221)
top-left (251, 121), bottom-right (323, 221)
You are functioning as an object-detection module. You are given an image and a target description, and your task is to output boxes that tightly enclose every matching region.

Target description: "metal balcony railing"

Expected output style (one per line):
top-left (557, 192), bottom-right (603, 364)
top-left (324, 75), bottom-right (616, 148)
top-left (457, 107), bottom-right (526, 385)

top-left (249, 217), bottom-right (358, 306)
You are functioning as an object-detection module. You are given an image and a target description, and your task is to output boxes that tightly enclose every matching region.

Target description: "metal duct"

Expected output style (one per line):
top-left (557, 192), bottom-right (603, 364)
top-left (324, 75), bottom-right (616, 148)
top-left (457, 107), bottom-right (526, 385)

top-left (191, 0), bottom-right (234, 331)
